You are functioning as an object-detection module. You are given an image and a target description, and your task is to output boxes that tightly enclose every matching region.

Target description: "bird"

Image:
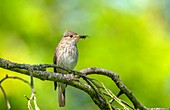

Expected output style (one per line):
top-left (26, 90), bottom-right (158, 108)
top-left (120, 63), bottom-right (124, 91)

top-left (53, 30), bottom-right (86, 107)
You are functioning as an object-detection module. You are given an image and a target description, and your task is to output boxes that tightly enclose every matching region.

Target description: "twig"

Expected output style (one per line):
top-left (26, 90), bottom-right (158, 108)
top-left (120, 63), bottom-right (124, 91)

top-left (27, 67), bottom-right (40, 110)
top-left (0, 74), bottom-right (30, 84)
top-left (0, 85), bottom-right (11, 110)
top-left (92, 78), bottom-right (129, 110)
top-left (78, 73), bottom-right (131, 110)
top-left (0, 74), bottom-right (30, 110)
top-left (101, 82), bottom-right (128, 110)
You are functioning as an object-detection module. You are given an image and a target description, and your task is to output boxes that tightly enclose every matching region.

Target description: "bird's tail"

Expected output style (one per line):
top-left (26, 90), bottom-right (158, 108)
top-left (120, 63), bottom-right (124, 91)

top-left (58, 83), bottom-right (66, 107)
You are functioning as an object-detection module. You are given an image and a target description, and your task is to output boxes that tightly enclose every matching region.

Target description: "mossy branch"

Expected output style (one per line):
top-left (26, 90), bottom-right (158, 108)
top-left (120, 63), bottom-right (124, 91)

top-left (0, 58), bottom-right (168, 110)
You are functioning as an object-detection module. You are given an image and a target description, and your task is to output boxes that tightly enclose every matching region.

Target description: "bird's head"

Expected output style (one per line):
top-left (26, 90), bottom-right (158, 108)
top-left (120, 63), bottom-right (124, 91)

top-left (61, 30), bottom-right (87, 45)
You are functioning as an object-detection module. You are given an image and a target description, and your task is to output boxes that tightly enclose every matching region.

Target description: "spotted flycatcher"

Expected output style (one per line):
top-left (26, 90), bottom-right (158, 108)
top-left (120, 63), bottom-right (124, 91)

top-left (53, 30), bottom-right (86, 107)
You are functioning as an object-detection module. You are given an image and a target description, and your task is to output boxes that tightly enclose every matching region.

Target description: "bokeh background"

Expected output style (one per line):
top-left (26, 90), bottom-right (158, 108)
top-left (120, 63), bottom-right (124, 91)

top-left (0, 0), bottom-right (170, 109)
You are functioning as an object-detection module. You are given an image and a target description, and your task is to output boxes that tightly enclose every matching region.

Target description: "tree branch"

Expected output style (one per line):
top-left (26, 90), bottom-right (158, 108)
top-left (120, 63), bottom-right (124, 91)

top-left (0, 58), bottom-right (107, 109)
top-left (80, 68), bottom-right (146, 109)
top-left (0, 58), bottom-right (169, 110)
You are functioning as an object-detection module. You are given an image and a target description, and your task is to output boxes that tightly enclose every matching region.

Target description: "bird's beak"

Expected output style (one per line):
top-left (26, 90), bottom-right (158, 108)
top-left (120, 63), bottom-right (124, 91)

top-left (79, 35), bottom-right (87, 39)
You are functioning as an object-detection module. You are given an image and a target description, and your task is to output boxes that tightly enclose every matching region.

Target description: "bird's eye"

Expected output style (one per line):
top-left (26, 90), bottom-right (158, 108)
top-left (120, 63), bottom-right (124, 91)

top-left (70, 35), bottom-right (73, 38)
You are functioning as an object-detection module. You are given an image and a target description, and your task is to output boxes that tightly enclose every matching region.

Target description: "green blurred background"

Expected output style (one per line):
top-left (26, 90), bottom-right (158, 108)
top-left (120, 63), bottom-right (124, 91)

top-left (0, 0), bottom-right (170, 109)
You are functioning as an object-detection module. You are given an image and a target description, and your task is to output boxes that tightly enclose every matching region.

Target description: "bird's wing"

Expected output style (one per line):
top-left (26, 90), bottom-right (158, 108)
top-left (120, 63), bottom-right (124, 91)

top-left (53, 48), bottom-right (58, 90)
top-left (53, 48), bottom-right (57, 72)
